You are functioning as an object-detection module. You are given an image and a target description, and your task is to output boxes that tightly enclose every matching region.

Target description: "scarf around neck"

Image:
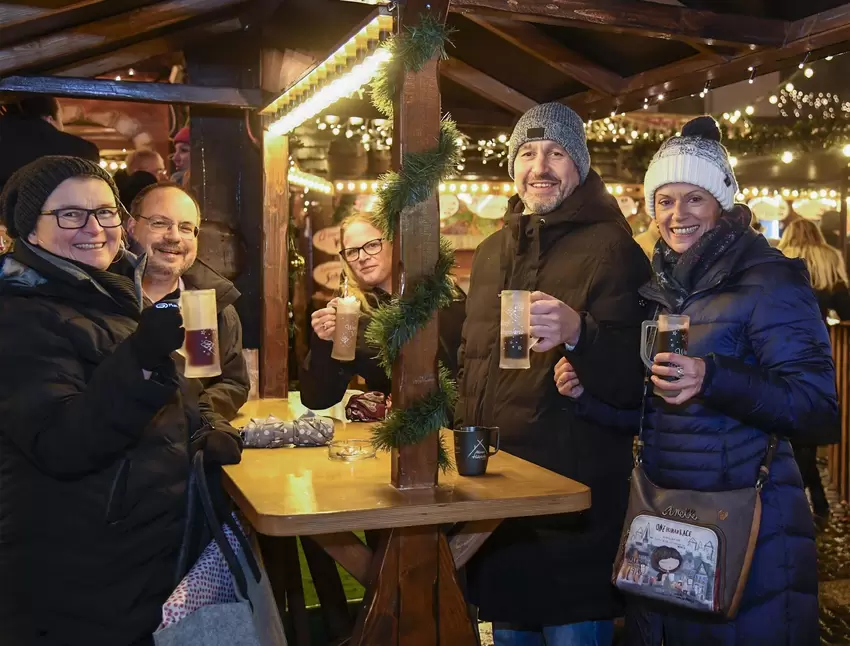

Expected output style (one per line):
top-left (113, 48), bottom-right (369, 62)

top-left (651, 205), bottom-right (751, 310)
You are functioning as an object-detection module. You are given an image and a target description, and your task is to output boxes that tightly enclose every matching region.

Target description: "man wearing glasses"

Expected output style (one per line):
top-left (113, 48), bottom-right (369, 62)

top-left (127, 182), bottom-right (249, 423)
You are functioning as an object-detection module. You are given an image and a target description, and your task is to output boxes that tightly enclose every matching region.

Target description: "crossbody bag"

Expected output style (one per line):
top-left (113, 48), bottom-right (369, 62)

top-left (611, 309), bottom-right (778, 619)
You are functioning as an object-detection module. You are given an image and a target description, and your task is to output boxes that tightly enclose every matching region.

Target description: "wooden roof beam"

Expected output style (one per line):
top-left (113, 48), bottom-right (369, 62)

top-left (566, 4), bottom-right (850, 118)
top-left (441, 57), bottom-right (536, 114)
top-left (0, 0), bottom-right (251, 77)
top-left (463, 14), bottom-right (623, 96)
top-left (0, 75), bottom-right (264, 109)
top-left (0, 0), bottom-right (168, 50)
top-left (449, 0), bottom-right (789, 48)
top-left (53, 18), bottom-right (244, 77)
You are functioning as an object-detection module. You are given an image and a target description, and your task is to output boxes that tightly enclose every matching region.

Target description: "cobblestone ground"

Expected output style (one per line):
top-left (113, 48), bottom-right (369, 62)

top-left (477, 460), bottom-right (850, 646)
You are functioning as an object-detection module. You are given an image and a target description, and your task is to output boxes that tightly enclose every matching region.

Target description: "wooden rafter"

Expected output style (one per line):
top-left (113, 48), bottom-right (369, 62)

top-left (0, 0), bottom-right (167, 49)
top-left (566, 4), bottom-right (850, 117)
top-left (54, 18), bottom-right (244, 77)
top-left (463, 14), bottom-right (623, 95)
top-left (449, 0), bottom-right (790, 48)
top-left (0, 0), bottom-right (250, 77)
top-left (441, 57), bottom-right (536, 114)
top-left (0, 75), bottom-right (265, 109)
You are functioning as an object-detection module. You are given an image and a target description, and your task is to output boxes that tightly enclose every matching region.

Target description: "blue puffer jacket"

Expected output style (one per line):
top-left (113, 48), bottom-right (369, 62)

top-left (577, 230), bottom-right (836, 645)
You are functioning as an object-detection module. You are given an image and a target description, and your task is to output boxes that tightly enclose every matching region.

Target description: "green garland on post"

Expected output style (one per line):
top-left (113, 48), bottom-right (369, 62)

top-left (364, 14), bottom-right (460, 471)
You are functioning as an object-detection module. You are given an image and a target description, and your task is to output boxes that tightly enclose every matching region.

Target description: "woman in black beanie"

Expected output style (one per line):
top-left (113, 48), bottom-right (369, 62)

top-left (0, 156), bottom-right (241, 645)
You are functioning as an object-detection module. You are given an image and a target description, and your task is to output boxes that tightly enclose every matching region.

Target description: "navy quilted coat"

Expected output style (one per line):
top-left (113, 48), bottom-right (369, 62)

top-left (595, 229), bottom-right (836, 645)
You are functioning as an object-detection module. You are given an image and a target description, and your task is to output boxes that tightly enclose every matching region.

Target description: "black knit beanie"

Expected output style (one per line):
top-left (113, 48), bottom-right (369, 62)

top-left (0, 155), bottom-right (122, 239)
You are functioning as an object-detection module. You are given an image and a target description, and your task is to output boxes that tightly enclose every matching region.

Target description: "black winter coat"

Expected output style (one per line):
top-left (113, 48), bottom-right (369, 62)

top-left (456, 170), bottom-right (652, 626)
top-left (0, 116), bottom-right (99, 191)
top-left (0, 242), bottom-right (198, 646)
top-left (175, 259), bottom-right (249, 423)
top-left (300, 288), bottom-right (466, 410)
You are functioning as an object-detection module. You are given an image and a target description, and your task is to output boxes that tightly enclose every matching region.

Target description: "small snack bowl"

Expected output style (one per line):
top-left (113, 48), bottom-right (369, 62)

top-left (328, 439), bottom-right (377, 462)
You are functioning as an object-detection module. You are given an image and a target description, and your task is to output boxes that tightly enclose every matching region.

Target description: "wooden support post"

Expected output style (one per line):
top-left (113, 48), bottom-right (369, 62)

top-left (184, 33), bottom-right (264, 361)
top-left (350, 527), bottom-right (479, 646)
top-left (261, 131), bottom-right (290, 397)
top-left (390, 0), bottom-right (450, 491)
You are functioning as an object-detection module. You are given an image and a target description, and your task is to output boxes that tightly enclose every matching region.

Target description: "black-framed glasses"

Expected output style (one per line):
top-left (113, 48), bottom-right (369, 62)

top-left (136, 214), bottom-right (199, 239)
top-left (40, 207), bottom-right (123, 230)
top-left (340, 238), bottom-right (383, 262)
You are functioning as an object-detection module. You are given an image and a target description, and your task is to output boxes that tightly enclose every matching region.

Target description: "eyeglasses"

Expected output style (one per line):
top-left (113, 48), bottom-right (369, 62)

top-left (40, 207), bottom-right (122, 230)
top-left (341, 238), bottom-right (383, 262)
top-left (136, 215), bottom-right (199, 239)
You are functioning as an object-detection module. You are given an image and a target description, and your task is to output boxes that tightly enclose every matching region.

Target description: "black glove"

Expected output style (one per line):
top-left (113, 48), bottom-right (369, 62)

top-left (191, 422), bottom-right (243, 466)
top-left (130, 289), bottom-right (185, 371)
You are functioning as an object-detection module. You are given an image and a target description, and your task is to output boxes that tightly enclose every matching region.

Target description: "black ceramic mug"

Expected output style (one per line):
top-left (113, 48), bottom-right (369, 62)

top-left (453, 426), bottom-right (500, 476)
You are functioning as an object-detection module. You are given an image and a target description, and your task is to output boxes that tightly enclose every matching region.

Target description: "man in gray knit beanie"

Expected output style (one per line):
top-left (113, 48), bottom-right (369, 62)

top-left (457, 102), bottom-right (651, 646)
top-left (508, 102), bottom-right (590, 215)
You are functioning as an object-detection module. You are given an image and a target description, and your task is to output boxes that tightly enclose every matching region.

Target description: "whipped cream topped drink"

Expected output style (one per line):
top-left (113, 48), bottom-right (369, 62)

top-left (331, 296), bottom-right (361, 362)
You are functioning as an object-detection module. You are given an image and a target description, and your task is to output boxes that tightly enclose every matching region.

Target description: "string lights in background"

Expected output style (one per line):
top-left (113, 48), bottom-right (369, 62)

top-left (332, 179), bottom-right (644, 196)
top-left (98, 159), bottom-right (127, 172)
top-left (303, 115), bottom-right (393, 151)
top-left (288, 165), bottom-right (334, 194)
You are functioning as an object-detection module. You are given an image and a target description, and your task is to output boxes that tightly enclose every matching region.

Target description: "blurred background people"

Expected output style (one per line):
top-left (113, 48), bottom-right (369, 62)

top-left (779, 217), bottom-right (850, 523)
top-left (0, 156), bottom-right (240, 646)
top-left (0, 96), bottom-right (99, 192)
top-left (170, 126), bottom-right (190, 184)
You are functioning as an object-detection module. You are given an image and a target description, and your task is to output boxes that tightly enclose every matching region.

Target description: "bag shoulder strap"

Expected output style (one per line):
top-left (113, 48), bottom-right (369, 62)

top-left (634, 305), bottom-right (778, 489)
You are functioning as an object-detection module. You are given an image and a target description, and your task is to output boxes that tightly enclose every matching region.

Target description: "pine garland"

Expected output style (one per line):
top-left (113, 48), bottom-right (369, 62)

top-left (365, 13), bottom-right (460, 471)
top-left (371, 365), bottom-right (457, 463)
top-left (370, 15), bottom-right (455, 118)
top-left (371, 119), bottom-right (463, 240)
top-left (364, 238), bottom-right (456, 373)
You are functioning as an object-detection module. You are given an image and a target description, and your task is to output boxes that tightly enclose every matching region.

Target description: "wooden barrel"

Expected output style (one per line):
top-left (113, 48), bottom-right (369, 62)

top-left (328, 138), bottom-right (368, 179)
top-left (368, 148), bottom-right (391, 176)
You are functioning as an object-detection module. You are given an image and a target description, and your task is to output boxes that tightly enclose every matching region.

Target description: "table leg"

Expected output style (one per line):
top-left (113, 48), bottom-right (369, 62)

top-left (257, 534), bottom-right (311, 646)
top-left (449, 519), bottom-right (503, 569)
top-left (350, 525), bottom-right (479, 646)
top-left (301, 536), bottom-right (355, 640)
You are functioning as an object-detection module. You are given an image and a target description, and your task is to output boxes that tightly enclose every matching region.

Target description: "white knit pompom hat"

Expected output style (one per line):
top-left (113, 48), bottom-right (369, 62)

top-left (643, 116), bottom-right (738, 219)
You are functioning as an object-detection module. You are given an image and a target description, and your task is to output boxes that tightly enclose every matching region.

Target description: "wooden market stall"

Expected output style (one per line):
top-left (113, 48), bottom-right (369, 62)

top-left (6, 0), bottom-right (850, 643)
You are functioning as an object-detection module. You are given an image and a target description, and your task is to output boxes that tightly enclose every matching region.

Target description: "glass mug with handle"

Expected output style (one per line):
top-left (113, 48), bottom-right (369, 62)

top-left (499, 290), bottom-right (540, 369)
top-left (640, 314), bottom-right (690, 397)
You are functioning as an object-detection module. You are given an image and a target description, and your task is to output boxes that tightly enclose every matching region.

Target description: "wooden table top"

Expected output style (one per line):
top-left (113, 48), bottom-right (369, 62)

top-left (223, 398), bottom-right (590, 536)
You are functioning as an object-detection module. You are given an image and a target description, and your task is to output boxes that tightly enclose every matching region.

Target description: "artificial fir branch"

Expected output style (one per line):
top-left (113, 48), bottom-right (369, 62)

top-left (371, 366), bottom-right (457, 471)
top-left (371, 119), bottom-right (462, 239)
top-left (365, 13), bottom-right (461, 467)
top-left (370, 14), bottom-right (455, 118)
top-left (364, 239), bottom-right (456, 374)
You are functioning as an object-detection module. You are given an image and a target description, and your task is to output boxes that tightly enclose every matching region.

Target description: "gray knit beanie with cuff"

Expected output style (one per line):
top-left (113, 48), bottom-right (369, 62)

top-left (643, 116), bottom-right (738, 219)
top-left (0, 155), bottom-right (122, 239)
top-left (508, 102), bottom-right (590, 183)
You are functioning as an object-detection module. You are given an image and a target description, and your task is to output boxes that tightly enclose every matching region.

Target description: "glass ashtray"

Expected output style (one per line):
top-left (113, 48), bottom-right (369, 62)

top-left (328, 439), bottom-right (377, 462)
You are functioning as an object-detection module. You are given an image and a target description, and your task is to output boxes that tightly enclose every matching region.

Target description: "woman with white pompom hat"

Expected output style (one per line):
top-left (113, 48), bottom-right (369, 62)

top-left (554, 116), bottom-right (834, 645)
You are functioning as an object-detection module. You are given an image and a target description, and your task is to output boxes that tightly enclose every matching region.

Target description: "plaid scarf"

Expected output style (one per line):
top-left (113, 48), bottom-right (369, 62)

top-left (651, 205), bottom-right (751, 311)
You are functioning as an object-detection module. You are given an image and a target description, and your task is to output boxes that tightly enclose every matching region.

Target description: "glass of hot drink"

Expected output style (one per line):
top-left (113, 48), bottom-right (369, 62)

top-left (181, 289), bottom-right (222, 379)
top-left (500, 290), bottom-right (535, 369)
top-left (331, 296), bottom-right (360, 362)
top-left (640, 314), bottom-right (690, 397)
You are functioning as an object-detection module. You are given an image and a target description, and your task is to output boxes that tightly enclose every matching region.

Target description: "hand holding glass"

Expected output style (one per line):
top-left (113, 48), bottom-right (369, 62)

top-left (640, 314), bottom-right (689, 397)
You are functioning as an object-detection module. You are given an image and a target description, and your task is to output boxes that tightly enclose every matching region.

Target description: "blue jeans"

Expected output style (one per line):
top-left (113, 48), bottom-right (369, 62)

top-left (493, 621), bottom-right (615, 646)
